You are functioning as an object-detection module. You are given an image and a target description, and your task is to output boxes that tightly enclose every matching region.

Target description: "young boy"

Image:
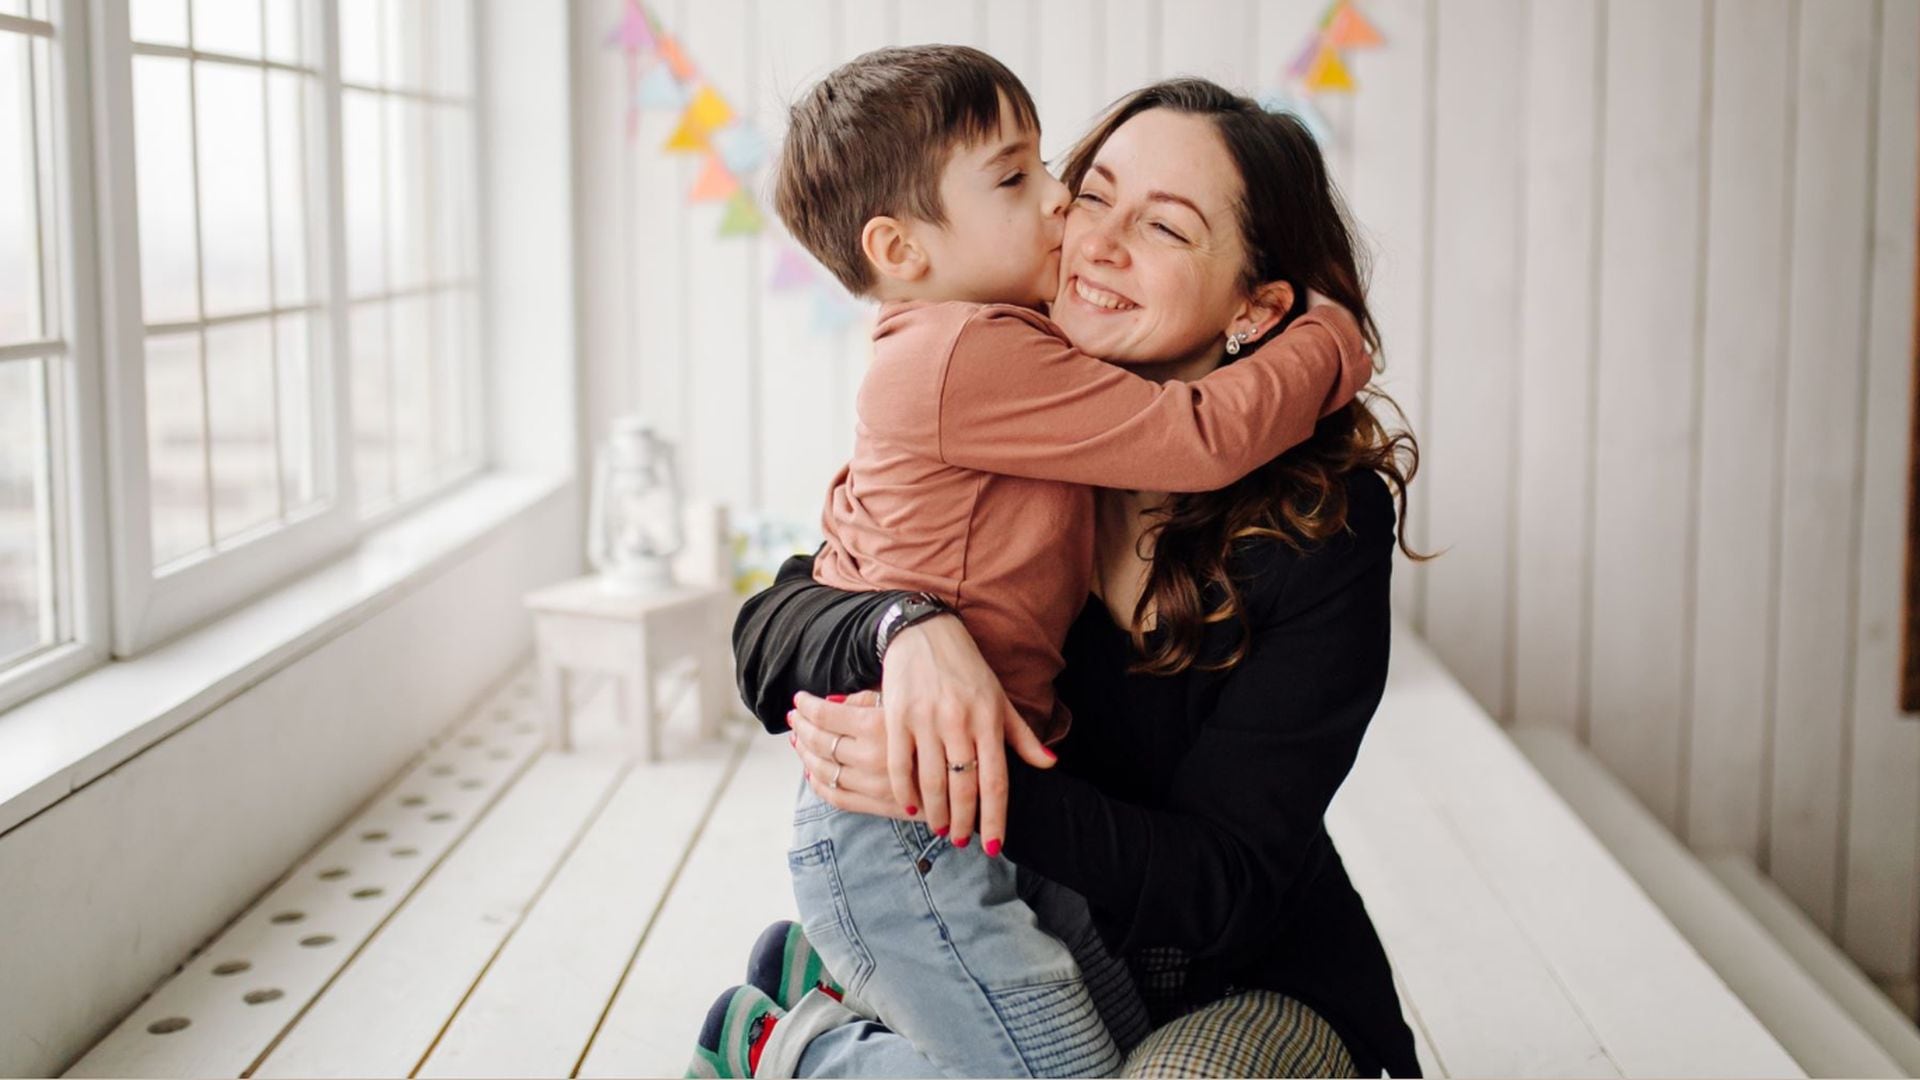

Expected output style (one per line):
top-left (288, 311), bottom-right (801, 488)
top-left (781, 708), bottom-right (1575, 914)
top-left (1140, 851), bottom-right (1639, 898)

top-left (690, 46), bottom-right (1370, 1078)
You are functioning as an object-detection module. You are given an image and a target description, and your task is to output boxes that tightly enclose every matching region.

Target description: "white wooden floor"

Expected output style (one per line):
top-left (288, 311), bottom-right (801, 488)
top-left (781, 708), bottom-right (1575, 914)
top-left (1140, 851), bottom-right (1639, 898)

top-left (62, 627), bottom-right (1809, 1079)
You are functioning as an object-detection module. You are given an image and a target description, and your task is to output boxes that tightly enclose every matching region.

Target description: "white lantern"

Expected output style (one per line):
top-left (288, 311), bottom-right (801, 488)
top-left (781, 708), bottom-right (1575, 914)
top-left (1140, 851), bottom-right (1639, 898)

top-left (587, 417), bottom-right (684, 593)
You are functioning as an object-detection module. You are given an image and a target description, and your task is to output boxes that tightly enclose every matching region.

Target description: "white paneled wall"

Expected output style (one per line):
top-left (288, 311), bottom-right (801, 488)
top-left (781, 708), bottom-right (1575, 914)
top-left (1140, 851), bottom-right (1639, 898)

top-left (573, 0), bottom-right (1920, 1010)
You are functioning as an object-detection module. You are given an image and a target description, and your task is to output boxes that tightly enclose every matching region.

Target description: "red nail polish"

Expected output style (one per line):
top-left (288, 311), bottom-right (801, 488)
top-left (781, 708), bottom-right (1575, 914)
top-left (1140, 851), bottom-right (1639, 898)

top-left (952, 835), bottom-right (970, 849)
top-left (985, 838), bottom-right (1001, 858)
top-left (905, 805), bottom-right (918, 816)
top-left (786, 711), bottom-right (795, 728)
top-left (934, 825), bottom-right (949, 837)
top-left (805, 771), bottom-right (811, 781)
top-left (827, 694), bottom-right (847, 703)
top-left (790, 733), bottom-right (797, 746)
top-left (1043, 748), bottom-right (1057, 760)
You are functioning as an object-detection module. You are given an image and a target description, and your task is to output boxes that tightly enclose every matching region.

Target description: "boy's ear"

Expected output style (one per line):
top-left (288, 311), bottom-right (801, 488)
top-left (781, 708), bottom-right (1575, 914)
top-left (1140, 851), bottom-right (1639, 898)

top-left (860, 215), bottom-right (930, 286)
top-left (1236, 280), bottom-right (1295, 339)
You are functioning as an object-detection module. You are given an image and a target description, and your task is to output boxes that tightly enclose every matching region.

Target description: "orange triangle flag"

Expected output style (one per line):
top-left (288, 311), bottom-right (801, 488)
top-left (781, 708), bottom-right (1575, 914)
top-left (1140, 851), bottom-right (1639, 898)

top-left (664, 112), bottom-right (709, 152)
top-left (1303, 44), bottom-right (1356, 92)
top-left (1325, 3), bottom-right (1384, 49)
top-left (690, 154), bottom-right (740, 202)
top-left (657, 33), bottom-right (698, 80)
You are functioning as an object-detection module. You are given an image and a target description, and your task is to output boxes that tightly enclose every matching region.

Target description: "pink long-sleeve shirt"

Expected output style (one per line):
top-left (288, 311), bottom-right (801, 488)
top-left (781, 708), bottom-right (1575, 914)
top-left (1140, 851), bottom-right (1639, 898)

top-left (813, 299), bottom-right (1371, 744)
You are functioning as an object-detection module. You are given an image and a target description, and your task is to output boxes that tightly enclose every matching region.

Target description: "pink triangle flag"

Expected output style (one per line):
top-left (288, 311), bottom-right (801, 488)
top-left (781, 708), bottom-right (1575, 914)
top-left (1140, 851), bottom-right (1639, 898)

top-left (770, 246), bottom-right (817, 290)
top-left (607, 1), bottom-right (655, 53)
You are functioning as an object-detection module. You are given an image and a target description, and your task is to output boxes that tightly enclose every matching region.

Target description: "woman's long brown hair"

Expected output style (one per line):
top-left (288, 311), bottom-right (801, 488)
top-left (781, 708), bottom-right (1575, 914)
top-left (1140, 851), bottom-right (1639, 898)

top-left (1058, 78), bottom-right (1431, 676)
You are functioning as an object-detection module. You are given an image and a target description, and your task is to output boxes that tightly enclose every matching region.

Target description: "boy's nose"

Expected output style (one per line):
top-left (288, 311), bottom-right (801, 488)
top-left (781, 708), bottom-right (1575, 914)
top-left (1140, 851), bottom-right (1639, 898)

top-left (1042, 174), bottom-right (1071, 217)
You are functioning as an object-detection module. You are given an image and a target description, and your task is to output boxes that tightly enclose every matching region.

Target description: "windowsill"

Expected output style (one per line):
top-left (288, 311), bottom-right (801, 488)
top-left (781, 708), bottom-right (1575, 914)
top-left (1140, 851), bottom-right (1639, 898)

top-left (0, 467), bottom-right (573, 838)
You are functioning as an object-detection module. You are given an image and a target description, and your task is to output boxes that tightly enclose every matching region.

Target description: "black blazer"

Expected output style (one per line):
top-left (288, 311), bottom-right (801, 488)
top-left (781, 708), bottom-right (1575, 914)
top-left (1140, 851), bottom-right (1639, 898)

top-left (733, 468), bottom-right (1421, 1078)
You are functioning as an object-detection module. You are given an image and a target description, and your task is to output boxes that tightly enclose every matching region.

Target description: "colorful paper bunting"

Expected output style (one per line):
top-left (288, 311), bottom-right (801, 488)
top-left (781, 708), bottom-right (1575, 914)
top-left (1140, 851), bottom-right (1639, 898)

top-left (1287, 32), bottom-right (1321, 79)
top-left (712, 124), bottom-right (768, 176)
top-left (1325, 2), bottom-right (1384, 49)
top-left (607, 0), bottom-right (655, 53)
top-left (1303, 44), bottom-right (1355, 93)
top-left (690, 154), bottom-right (740, 202)
top-left (719, 189), bottom-right (764, 236)
top-left (686, 85), bottom-right (734, 132)
top-left (770, 246), bottom-right (818, 290)
top-left (636, 64), bottom-right (688, 109)
top-left (812, 290), bottom-right (862, 334)
top-left (664, 112), bottom-right (708, 152)
top-left (657, 33), bottom-right (698, 80)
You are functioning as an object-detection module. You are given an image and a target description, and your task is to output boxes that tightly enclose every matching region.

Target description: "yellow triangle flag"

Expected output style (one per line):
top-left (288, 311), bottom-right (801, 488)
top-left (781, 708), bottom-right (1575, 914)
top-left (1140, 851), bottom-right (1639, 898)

top-left (690, 154), bottom-right (740, 202)
top-left (1303, 44), bottom-right (1356, 92)
top-left (687, 85), bottom-right (734, 133)
top-left (1325, 3), bottom-right (1384, 49)
top-left (664, 112), bottom-right (709, 152)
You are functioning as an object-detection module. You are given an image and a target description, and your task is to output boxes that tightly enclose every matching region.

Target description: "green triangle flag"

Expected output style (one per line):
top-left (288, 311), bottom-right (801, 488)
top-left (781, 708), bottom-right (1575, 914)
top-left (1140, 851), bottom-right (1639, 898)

top-left (719, 189), bottom-right (763, 236)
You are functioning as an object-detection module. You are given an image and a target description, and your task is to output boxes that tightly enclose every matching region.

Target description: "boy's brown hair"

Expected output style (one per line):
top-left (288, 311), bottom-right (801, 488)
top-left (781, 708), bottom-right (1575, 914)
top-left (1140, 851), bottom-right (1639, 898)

top-left (771, 45), bottom-right (1040, 296)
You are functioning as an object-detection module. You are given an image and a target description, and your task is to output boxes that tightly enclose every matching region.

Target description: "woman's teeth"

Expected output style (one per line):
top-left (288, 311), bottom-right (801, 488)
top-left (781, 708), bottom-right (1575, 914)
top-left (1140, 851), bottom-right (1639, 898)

top-left (1074, 277), bottom-right (1136, 311)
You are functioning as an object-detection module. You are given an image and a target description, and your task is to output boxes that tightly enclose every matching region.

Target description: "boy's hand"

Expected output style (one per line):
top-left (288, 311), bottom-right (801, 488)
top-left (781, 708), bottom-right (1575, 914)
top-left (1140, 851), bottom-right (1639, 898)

top-left (879, 616), bottom-right (1056, 853)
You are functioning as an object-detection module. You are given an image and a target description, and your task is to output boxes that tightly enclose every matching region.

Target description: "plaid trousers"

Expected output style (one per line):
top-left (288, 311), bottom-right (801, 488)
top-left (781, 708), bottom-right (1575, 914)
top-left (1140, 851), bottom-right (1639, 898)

top-left (1117, 990), bottom-right (1361, 1079)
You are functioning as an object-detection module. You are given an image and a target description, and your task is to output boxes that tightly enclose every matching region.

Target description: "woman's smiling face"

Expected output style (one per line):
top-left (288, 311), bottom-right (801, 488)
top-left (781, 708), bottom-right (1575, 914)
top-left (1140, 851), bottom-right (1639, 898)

top-left (1051, 107), bottom-right (1254, 368)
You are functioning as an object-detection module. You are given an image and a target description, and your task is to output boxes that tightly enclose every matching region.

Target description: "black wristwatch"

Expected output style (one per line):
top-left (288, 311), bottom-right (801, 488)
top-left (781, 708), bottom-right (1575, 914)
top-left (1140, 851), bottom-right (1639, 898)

top-left (874, 591), bottom-right (956, 666)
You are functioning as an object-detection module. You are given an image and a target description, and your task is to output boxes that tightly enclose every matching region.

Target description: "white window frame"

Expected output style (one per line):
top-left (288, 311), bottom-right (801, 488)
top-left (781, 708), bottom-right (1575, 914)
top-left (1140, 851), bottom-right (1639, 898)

top-left (0, 0), bottom-right (112, 716)
top-left (87, 0), bottom-right (484, 657)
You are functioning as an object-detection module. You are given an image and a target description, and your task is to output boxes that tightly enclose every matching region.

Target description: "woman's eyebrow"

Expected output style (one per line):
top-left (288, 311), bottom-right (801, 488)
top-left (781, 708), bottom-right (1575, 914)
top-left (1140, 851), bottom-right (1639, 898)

top-left (1090, 162), bottom-right (1211, 230)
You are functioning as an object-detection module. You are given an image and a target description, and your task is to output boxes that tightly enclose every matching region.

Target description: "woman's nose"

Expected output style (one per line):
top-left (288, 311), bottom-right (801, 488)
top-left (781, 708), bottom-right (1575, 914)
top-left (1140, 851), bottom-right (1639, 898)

top-left (1079, 218), bottom-right (1126, 266)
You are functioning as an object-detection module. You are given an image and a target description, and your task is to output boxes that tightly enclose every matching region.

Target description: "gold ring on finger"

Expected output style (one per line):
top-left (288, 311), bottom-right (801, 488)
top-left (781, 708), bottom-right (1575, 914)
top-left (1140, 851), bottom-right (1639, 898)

top-left (830, 732), bottom-right (847, 765)
top-left (949, 760), bottom-right (977, 774)
top-left (830, 762), bottom-right (844, 791)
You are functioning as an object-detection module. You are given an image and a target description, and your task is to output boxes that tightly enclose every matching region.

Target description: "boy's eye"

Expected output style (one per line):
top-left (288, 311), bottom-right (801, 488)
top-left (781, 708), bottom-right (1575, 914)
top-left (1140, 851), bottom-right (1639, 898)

top-left (1000, 172), bottom-right (1025, 188)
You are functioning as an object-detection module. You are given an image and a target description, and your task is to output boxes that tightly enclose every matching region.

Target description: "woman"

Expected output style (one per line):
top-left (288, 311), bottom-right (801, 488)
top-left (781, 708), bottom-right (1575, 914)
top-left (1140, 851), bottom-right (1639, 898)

top-left (735, 78), bottom-right (1425, 1078)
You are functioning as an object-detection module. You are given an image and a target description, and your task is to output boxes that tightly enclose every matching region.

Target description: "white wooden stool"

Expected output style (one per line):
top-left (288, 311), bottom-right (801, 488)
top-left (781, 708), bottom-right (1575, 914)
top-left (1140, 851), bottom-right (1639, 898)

top-left (523, 576), bottom-right (734, 760)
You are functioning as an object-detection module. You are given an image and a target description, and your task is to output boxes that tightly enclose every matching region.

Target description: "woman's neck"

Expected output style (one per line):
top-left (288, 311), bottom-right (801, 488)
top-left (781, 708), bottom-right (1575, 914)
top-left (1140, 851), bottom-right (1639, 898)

top-left (1093, 487), bottom-right (1170, 631)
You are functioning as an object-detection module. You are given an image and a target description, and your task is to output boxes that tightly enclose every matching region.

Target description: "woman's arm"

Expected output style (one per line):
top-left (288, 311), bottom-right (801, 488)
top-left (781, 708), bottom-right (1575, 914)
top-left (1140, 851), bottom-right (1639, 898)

top-left (731, 551), bottom-right (905, 734)
top-left (1001, 478), bottom-right (1395, 960)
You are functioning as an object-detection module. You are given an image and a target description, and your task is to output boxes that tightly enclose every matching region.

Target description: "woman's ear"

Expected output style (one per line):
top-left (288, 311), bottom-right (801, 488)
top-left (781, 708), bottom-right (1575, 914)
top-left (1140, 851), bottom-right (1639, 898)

top-left (1235, 280), bottom-right (1295, 339)
top-left (860, 216), bottom-right (929, 287)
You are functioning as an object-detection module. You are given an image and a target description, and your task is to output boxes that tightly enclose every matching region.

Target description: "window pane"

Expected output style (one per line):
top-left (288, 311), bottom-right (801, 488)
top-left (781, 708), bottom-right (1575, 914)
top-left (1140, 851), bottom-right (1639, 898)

top-left (133, 56), bottom-right (199, 324)
top-left (130, 0), bottom-right (190, 48)
top-left (195, 62), bottom-right (271, 316)
top-left (385, 97), bottom-right (426, 290)
top-left (338, 0), bottom-right (381, 86)
top-left (383, 0), bottom-right (425, 92)
top-left (191, 0), bottom-right (262, 57)
top-left (430, 0), bottom-right (472, 98)
top-left (0, 361), bottom-right (53, 665)
top-left (391, 295), bottom-right (430, 493)
top-left (0, 33), bottom-right (41, 345)
top-left (429, 105), bottom-right (474, 282)
top-left (268, 71), bottom-right (309, 305)
top-left (350, 302), bottom-right (389, 505)
top-left (205, 319), bottom-right (279, 540)
top-left (146, 332), bottom-right (209, 566)
top-left (431, 288), bottom-right (471, 466)
top-left (265, 0), bottom-right (305, 66)
top-left (275, 313), bottom-right (316, 509)
top-left (342, 89), bottom-right (384, 296)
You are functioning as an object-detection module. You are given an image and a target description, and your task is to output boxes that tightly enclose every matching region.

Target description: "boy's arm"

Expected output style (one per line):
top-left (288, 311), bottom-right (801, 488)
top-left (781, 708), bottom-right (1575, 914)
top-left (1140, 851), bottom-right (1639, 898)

top-left (933, 304), bottom-right (1370, 492)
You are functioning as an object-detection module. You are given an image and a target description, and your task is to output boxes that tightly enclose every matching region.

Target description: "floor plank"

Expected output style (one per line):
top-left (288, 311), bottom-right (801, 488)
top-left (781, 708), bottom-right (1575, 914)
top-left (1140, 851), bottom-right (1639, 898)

top-left (416, 726), bottom-right (743, 1077)
top-left (576, 731), bottom-right (801, 1078)
top-left (252, 728), bottom-right (633, 1075)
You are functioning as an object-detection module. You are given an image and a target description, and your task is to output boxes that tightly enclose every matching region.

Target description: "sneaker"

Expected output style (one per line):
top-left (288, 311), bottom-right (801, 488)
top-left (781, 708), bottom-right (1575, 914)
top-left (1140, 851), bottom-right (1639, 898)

top-left (746, 920), bottom-right (845, 1009)
top-left (685, 984), bottom-right (784, 1078)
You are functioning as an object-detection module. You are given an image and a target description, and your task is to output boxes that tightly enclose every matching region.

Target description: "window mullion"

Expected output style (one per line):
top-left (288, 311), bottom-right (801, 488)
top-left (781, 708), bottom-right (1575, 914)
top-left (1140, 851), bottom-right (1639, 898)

top-left (257, 0), bottom-right (284, 522)
top-left (319, 0), bottom-right (356, 512)
top-left (181, 0), bottom-right (215, 553)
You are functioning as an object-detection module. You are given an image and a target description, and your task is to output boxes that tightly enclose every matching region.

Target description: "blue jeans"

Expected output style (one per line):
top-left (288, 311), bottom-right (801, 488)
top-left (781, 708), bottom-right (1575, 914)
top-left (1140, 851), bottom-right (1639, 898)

top-left (769, 775), bottom-right (1148, 1077)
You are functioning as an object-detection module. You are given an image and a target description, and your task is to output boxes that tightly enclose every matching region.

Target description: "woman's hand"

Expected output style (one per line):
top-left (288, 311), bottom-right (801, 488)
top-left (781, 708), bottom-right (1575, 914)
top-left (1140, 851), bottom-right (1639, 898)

top-left (878, 615), bottom-right (1056, 851)
top-left (788, 691), bottom-right (917, 820)
top-left (791, 616), bottom-right (1057, 852)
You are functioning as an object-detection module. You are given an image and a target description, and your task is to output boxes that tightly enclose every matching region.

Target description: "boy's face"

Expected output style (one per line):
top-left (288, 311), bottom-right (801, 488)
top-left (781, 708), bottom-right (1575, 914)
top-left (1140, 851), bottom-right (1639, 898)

top-left (911, 92), bottom-right (1069, 307)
